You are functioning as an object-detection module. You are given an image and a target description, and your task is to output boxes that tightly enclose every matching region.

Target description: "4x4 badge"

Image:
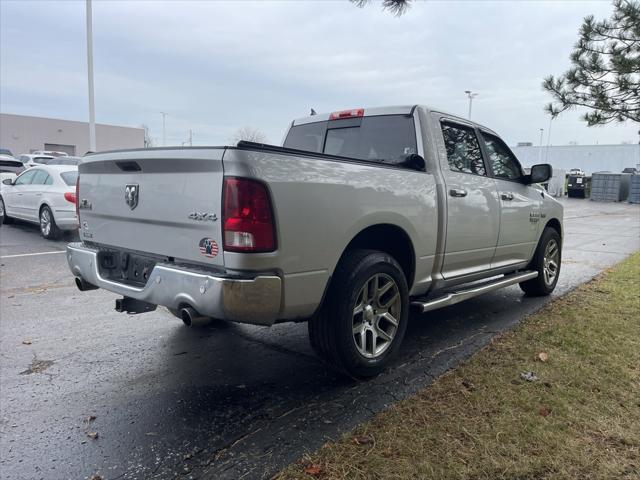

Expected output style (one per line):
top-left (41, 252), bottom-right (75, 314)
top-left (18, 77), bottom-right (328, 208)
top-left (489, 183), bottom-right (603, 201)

top-left (125, 184), bottom-right (139, 210)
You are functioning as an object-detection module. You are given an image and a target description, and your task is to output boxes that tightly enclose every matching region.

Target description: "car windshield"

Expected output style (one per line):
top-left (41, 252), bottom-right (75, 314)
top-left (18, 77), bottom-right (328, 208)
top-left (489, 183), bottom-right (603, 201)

top-left (34, 157), bottom-right (52, 164)
top-left (60, 170), bottom-right (78, 186)
top-left (283, 114), bottom-right (417, 165)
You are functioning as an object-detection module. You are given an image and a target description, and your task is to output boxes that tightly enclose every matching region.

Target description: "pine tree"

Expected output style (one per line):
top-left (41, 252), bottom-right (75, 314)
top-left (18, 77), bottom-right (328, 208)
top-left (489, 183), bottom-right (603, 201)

top-left (543, 0), bottom-right (640, 125)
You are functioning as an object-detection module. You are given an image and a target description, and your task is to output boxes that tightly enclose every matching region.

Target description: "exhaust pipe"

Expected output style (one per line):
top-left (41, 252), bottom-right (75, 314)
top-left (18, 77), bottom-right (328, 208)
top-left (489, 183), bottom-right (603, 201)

top-left (180, 306), bottom-right (211, 327)
top-left (75, 276), bottom-right (98, 292)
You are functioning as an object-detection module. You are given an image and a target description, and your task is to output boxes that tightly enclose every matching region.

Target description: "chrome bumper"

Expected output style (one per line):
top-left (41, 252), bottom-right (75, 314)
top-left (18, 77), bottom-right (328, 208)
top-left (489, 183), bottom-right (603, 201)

top-left (66, 243), bottom-right (282, 326)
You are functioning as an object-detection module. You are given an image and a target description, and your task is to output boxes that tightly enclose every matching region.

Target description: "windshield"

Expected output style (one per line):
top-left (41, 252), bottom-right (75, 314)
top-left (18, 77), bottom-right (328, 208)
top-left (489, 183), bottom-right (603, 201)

top-left (60, 171), bottom-right (78, 186)
top-left (34, 157), bottom-right (52, 164)
top-left (283, 115), bottom-right (417, 165)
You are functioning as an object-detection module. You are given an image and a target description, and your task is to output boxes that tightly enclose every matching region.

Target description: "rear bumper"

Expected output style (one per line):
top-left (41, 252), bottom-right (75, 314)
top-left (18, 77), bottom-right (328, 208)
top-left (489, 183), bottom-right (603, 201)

top-left (66, 243), bottom-right (282, 326)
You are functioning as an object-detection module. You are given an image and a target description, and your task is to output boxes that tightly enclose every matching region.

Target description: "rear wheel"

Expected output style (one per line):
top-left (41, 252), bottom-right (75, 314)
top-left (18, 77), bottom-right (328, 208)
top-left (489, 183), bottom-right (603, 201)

top-left (40, 205), bottom-right (61, 240)
top-left (308, 249), bottom-right (409, 378)
top-left (520, 227), bottom-right (561, 296)
top-left (0, 197), bottom-right (13, 225)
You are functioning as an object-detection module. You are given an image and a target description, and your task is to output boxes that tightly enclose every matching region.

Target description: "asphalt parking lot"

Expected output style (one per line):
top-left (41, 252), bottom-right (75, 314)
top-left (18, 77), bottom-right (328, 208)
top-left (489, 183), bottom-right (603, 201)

top-left (1, 198), bottom-right (639, 480)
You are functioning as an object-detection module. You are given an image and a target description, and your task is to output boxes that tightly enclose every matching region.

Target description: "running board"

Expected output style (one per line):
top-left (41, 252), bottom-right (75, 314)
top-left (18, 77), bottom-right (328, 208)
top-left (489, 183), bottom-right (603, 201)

top-left (411, 270), bottom-right (538, 313)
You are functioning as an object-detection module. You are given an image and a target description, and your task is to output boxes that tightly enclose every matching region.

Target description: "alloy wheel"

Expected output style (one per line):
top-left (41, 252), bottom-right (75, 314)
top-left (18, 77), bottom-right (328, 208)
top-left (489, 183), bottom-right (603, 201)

top-left (352, 273), bottom-right (401, 359)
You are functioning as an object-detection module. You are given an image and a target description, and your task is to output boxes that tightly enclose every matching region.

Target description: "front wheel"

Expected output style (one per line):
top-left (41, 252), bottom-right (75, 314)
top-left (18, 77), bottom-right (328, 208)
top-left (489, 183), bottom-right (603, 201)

top-left (308, 249), bottom-right (409, 378)
top-left (520, 227), bottom-right (562, 296)
top-left (40, 205), bottom-right (61, 240)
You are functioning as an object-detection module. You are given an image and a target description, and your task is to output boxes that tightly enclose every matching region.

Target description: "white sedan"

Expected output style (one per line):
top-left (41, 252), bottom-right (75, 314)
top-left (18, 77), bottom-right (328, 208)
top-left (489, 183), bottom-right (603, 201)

top-left (0, 165), bottom-right (78, 239)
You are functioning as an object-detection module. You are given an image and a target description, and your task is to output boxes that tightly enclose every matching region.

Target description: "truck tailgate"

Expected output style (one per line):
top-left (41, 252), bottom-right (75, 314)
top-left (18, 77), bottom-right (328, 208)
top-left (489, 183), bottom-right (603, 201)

top-left (78, 148), bottom-right (226, 267)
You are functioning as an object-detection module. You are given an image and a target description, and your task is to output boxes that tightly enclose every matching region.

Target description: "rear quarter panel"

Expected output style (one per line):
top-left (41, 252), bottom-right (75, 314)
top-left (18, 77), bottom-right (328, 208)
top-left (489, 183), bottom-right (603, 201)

top-left (222, 149), bottom-right (438, 319)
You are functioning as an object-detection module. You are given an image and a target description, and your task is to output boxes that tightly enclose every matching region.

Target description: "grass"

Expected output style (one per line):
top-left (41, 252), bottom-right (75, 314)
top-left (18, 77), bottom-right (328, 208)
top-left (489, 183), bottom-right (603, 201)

top-left (276, 253), bottom-right (640, 480)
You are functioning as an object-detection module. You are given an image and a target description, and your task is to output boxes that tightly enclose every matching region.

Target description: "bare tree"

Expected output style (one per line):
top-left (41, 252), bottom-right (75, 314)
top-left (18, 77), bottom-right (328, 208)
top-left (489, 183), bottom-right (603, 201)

top-left (350, 0), bottom-right (412, 16)
top-left (140, 124), bottom-right (154, 147)
top-left (230, 126), bottom-right (267, 145)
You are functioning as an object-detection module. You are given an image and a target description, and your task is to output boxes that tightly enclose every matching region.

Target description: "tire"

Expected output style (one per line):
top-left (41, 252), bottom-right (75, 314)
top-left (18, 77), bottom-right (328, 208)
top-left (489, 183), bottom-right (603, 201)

top-left (308, 249), bottom-right (409, 378)
top-left (39, 205), bottom-right (61, 240)
top-left (0, 197), bottom-right (13, 225)
top-left (520, 227), bottom-right (562, 296)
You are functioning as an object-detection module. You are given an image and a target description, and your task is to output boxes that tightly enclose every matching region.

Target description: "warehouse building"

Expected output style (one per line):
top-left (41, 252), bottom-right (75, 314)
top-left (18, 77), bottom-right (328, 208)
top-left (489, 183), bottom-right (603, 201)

top-left (512, 143), bottom-right (640, 175)
top-left (0, 113), bottom-right (144, 156)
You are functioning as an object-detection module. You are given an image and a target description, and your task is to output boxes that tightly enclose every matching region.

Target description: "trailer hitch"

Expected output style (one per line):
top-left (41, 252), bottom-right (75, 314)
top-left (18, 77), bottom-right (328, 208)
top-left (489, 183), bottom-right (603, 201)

top-left (115, 297), bottom-right (157, 314)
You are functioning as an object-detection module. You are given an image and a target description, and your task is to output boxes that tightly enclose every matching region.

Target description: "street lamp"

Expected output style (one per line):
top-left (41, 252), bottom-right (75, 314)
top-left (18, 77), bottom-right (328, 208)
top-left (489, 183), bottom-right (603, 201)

top-left (464, 90), bottom-right (478, 119)
top-left (539, 128), bottom-right (544, 163)
top-left (160, 112), bottom-right (168, 146)
top-left (86, 0), bottom-right (96, 152)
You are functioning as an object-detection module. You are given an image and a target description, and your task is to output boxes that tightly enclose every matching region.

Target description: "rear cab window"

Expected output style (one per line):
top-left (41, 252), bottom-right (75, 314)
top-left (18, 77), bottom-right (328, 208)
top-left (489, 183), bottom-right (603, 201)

top-left (283, 115), bottom-right (418, 166)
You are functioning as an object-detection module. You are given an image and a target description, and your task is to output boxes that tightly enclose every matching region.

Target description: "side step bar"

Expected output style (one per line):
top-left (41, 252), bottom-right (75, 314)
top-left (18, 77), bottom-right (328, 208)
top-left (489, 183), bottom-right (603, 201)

top-left (411, 270), bottom-right (538, 313)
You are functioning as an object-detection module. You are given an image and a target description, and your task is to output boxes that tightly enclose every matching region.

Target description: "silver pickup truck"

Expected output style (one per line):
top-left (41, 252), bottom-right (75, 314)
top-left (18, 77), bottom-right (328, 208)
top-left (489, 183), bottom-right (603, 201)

top-left (67, 105), bottom-right (563, 377)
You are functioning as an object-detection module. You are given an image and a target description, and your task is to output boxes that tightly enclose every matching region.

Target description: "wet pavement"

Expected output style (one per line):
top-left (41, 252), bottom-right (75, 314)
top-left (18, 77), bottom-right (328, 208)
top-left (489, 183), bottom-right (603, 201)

top-left (1, 198), bottom-right (638, 480)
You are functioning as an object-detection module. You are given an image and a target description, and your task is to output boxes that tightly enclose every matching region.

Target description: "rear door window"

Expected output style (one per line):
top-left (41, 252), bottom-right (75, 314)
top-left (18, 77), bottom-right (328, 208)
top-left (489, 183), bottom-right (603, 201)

top-left (441, 122), bottom-right (486, 176)
top-left (31, 169), bottom-right (49, 185)
top-left (283, 115), bottom-right (417, 165)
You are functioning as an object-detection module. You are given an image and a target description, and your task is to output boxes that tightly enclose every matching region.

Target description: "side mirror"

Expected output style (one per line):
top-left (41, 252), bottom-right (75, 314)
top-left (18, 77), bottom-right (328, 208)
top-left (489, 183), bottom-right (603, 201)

top-left (399, 154), bottom-right (426, 172)
top-left (528, 163), bottom-right (552, 184)
top-left (2, 178), bottom-right (14, 186)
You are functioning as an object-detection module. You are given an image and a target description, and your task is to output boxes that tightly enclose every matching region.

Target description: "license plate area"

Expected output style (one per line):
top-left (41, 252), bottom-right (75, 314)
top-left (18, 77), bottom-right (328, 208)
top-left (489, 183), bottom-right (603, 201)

top-left (97, 249), bottom-right (158, 287)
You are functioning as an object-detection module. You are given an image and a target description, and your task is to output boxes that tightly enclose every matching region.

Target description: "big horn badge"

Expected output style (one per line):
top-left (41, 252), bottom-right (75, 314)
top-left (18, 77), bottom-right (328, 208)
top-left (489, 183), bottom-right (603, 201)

top-left (199, 238), bottom-right (219, 258)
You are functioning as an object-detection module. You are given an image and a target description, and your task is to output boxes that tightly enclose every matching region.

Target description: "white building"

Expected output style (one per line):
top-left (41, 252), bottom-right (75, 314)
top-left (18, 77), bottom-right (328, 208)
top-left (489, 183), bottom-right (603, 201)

top-left (0, 113), bottom-right (145, 156)
top-left (512, 143), bottom-right (640, 175)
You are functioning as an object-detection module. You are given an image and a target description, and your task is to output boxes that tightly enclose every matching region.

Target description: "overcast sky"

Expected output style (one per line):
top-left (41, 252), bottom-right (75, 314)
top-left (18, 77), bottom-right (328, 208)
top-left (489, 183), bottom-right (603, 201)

top-left (1, 0), bottom-right (638, 147)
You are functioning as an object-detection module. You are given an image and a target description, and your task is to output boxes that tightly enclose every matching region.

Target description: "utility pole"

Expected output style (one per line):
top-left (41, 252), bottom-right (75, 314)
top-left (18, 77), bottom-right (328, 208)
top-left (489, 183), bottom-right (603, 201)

top-left (160, 112), bottom-right (167, 146)
top-left (464, 90), bottom-right (478, 119)
top-left (86, 0), bottom-right (96, 152)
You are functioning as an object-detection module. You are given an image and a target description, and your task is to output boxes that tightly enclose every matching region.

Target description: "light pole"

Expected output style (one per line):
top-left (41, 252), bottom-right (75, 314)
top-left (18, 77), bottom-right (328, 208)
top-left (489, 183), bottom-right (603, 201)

top-left (538, 128), bottom-right (544, 163)
top-left (86, 0), bottom-right (96, 152)
top-left (160, 112), bottom-right (168, 146)
top-left (464, 90), bottom-right (478, 119)
top-left (545, 115), bottom-right (554, 163)
top-left (181, 129), bottom-right (193, 147)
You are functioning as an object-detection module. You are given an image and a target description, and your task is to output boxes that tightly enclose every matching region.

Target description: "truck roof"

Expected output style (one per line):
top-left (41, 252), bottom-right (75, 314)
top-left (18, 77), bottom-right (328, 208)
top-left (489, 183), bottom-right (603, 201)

top-left (292, 104), bottom-right (498, 136)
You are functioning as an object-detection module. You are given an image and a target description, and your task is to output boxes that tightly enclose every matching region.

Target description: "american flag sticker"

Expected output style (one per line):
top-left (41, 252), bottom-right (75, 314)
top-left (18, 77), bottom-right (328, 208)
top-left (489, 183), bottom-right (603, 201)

top-left (199, 238), bottom-right (219, 258)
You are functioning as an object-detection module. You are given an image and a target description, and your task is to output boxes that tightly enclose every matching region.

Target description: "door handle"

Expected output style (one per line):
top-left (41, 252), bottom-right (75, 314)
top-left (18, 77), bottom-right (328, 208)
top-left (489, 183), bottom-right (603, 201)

top-left (501, 192), bottom-right (514, 201)
top-left (449, 188), bottom-right (468, 198)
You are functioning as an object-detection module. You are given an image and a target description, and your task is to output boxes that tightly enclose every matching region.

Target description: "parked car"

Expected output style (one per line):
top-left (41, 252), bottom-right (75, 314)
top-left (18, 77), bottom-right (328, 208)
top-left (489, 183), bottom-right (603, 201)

top-left (622, 167), bottom-right (638, 174)
top-left (47, 156), bottom-right (82, 166)
top-left (67, 105), bottom-right (563, 377)
top-left (0, 156), bottom-right (25, 184)
top-left (18, 154), bottom-right (55, 167)
top-left (32, 150), bottom-right (68, 157)
top-left (0, 148), bottom-right (14, 157)
top-left (569, 168), bottom-right (586, 176)
top-left (1, 165), bottom-right (78, 239)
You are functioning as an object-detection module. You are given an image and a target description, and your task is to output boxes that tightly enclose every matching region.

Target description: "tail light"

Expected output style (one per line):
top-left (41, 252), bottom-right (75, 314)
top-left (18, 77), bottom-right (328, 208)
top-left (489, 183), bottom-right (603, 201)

top-left (64, 191), bottom-right (77, 204)
top-left (329, 108), bottom-right (364, 120)
top-left (222, 177), bottom-right (275, 252)
top-left (75, 176), bottom-right (80, 220)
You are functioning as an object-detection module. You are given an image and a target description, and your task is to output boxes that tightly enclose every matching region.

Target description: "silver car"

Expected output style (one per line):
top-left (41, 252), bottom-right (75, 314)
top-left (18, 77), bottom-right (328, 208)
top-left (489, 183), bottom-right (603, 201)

top-left (1, 165), bottom-right (78, 239)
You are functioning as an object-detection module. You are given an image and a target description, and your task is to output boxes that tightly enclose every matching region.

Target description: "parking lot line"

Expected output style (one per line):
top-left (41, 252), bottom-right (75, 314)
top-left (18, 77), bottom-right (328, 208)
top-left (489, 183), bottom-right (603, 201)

top-left (0, 250), bottom-right (66, 259)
